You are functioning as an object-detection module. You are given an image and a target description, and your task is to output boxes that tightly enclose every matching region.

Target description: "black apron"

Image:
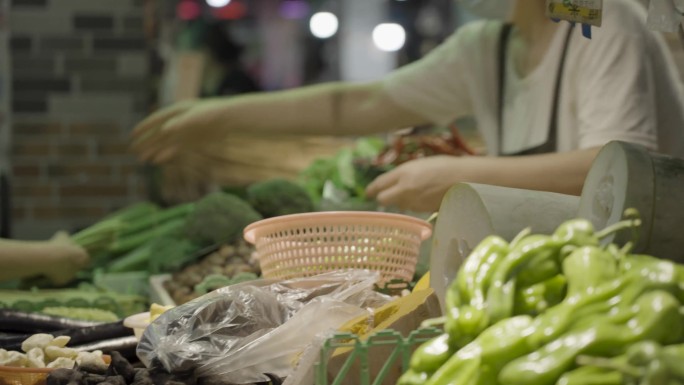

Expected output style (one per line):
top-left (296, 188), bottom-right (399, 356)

top-left (497, 23), bottom-right (575, 156)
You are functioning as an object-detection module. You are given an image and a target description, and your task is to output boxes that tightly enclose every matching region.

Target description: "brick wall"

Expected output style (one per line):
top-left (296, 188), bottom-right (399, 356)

top-left (9, 0), bottom-right (151, 239)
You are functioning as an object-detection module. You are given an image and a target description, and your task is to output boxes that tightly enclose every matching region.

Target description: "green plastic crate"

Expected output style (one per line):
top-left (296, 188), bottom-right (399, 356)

top-left (315, 327), bottom-right (442, 385)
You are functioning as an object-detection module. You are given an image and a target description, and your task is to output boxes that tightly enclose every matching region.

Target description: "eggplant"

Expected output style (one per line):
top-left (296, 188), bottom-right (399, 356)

top-left (0, 309), bottom-right (102, 333)
top-left (0, 321), bottom-right (133, 351)
top-left (72, 336), bottom-right (139, 362)
top-left (61, 321), bottom-right (132, 346)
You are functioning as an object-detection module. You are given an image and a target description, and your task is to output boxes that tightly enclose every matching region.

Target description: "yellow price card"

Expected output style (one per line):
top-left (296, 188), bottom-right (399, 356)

top-left (547, 0), bottom-right (603, 27)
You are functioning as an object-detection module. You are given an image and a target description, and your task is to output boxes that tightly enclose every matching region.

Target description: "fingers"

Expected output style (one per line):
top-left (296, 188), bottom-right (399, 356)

top-left (130, 103), bottom-right (193, 162)
top-left (149, 146), bottom-right (179, 165)
top-left (375, 184), bottom-right (405, 208)
top-left (367, 169), bottom-right (411, 209)
top-left (366, 170), bottom-right (400, 198)
top-left (74, 248), bottom-right (91, 268)
top-left (51, 231), bottom-right (69, 241)
top-left (132, 127), bottom-right (174, 162)
top-left (135, 122), bottom-right (183, 164)
top-left (131, 101), bottom-right (192, 139)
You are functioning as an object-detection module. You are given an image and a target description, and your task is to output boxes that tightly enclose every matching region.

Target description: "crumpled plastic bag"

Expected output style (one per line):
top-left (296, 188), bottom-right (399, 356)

top-left (137, 270), bottom-right (391, 384)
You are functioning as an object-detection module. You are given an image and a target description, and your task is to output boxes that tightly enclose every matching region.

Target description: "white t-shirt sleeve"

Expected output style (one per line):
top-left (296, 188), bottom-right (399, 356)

top-left (574, 24), bottom-right (659, 150)
top-left (382, 22), bottom-right (487, 127)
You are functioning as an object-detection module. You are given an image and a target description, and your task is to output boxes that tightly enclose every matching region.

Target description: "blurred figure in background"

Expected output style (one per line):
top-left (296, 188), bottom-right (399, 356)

top-left (154, 22), bottom-right (262, 204)
top-left (132, 0), bottom-right (684, 212)
top-left (199, 22), bottom-right (261, 98)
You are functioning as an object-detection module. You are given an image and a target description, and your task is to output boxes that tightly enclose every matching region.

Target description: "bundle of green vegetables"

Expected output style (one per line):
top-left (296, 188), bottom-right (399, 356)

top-left (401, 211), bottom-right (684, 385)
top-left (70, 192), bottom-right (263, 277)
top-left (69, 178), bottom-right (318, 280)
top-left (298, 137), bottom-right (388, 208)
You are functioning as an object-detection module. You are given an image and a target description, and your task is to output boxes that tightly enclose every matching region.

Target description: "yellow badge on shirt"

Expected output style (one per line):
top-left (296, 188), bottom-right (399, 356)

top-left (546, 0), bottom-right (603, 27)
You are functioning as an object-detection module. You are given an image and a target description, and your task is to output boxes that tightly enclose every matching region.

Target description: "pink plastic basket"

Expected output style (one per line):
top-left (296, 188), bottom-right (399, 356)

top-left (243, 211), bottom-right (432, 283)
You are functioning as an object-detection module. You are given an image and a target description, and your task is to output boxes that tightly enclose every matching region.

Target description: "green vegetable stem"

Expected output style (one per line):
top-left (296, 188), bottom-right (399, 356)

top-left (116, 202), bottom-right (194, 239)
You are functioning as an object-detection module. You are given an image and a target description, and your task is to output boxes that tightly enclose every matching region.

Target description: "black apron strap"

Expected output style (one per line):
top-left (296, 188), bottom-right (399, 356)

top-left (497, 23), bottom-right (514, 144)
top-left (497, 23), bottom-right (575, 156)
top-left (0, 173), bottom-right (10, 238)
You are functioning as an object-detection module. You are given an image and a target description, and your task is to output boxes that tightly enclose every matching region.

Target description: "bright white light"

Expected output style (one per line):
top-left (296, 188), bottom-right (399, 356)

top-left (206, 0), bottom-right (231, 8)
top-left (372, 23), bottom-right (406, 52)
top-left (309, 12), bottom-right (339, 39)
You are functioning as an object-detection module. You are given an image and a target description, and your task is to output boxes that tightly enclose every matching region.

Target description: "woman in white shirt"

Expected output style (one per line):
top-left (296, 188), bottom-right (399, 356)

top-left (132, 0), bottom-right (684, 213)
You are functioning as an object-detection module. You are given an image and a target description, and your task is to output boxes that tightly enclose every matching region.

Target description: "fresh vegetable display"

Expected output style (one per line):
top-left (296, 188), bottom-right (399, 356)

top-left (562, 341), bottom-right (684, 385)
top-left (401, 211), bottom-right (684, 385)
top-left (163, 240), bottom-right (258, 305)
top-left (63, 192), bottom-right (263, 282)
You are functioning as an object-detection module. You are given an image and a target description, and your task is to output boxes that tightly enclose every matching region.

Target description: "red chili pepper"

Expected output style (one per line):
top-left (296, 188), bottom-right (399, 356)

top-left (450, 124), bottom-right (477, 155)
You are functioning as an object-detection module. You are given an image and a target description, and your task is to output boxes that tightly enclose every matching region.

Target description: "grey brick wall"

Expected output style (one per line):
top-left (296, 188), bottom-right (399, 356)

top-left (9, 0), bottom-right (151, 239)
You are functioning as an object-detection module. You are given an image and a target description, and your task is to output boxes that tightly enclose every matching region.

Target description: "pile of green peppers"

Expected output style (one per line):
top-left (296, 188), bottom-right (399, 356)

top-left (400, 215), bottom-right (684, 385)
top-left (560, 341), bottom-right (684, 385)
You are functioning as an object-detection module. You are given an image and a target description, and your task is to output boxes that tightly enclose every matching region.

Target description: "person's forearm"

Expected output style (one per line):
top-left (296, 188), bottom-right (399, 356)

top-left (474, 147), bottom-right (601, 195)
top-left (0, 239), bottom-right (50, 281)
top-left (209, 81), bottom-right (429, 136)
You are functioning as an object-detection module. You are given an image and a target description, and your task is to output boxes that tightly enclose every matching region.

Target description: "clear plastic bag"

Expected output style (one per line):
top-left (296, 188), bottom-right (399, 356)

top-left (137, 270), bottom-right (391, 384)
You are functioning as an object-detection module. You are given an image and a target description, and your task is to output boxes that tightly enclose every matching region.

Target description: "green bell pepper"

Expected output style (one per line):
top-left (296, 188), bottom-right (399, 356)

top-left (562, 245), bottom-right (619, 297)
top-left (486, 234), bottom-right (561, 324)
top-left (427, 316), bottom-right (534, 385)
top-left (452, 235), bottom-right (508, 307)
top-left (575, 343), bottom-right (684, 385)
top-left (515, 251), bottom-right (561, 289)
top-left (662, 344), bottom-right (684, 380)
top-left (424, 351), bottom-right (480, 385)
top-left (557, 365), bottom-right (623, 385)
top-left (446, 304), bottom-right (489, 349)
top-left (398, 369), bottom-right (431, 385)
top-left (526, 274), bottom-right (629, 348)
top-left (514, 275), bottom-right (567, 316)
top-left (500, 290), bottom-right (683, 385)
top-left (552, 218), bottom-right (599, 248)
top-left (410, 333), bottom-right (453, 374)
top-left (445, 236), bottom-right (508, 348)
top-left (471, 244), bottom-right (507, 308)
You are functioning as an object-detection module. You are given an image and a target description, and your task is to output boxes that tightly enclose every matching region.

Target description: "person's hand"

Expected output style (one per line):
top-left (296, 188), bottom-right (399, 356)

top-left (43, 232), bottom-right (90, 285)
top-left (130, 99), bottom-right (229, 164)
top-left (366, 155), bottom-right (470, 213)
